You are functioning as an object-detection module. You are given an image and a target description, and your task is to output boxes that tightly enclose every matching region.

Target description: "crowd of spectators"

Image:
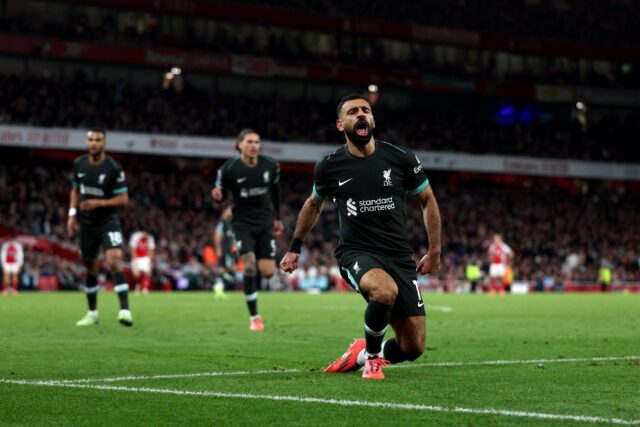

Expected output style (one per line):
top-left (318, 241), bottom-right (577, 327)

top-left (2, 2), bottom-right (637, 88)
top-left (1, 157), bottom-right (638, 293)
top-left (1, 73), bottom-right (638, 163)
top-left (236, 0), bottom-right (640, 47)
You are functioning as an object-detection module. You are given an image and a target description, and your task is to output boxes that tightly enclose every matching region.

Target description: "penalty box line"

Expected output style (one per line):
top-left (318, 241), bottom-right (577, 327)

top-left (52, 355), bottom-right (640, 384)
top-left (1, 379), bottom-right (639, 426)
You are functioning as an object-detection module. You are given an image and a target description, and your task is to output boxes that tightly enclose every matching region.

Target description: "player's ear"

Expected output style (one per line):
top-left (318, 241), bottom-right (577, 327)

top-left (336, 119), bottom-right (344, 132)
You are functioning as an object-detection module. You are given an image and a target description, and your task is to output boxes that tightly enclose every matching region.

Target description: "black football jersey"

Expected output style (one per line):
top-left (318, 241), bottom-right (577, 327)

top-left (71, 155), bottom-right (127, 226)
top-left (215, 155), bottom-right (280, 227)
top-left (314, 139), bottom-right (429, 259)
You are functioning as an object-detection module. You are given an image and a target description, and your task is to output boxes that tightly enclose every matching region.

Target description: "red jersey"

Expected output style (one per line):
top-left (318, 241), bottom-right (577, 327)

top-left (129, 232), bottom-right (155, 259)
top-left (489, 242), bottom-right (513, 265)
top-left (1, 240), bottom-right (23, 265)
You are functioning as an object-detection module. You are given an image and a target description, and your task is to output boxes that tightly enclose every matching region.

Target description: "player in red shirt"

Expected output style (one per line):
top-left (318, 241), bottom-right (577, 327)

top-left (128, 231), bottom-right (155, 294)
top-left (487, 234), bottom-right (513, 295)
top-left (1, 238), bottom-right (24, 296)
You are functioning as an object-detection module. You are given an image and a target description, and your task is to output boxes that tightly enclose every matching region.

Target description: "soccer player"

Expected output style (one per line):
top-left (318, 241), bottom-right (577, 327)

top-left (129, 230), bottom-right (155, 294)
top-left (280, 94), bottom-right (441, 380)
top-left (1, 237), bottom-right (24, 296)
top-left (213, 205), bottom-right (237, 299)
top-left (67, 129), bottom-right (133, 327)
top-left (487, 233), bottom-right (513, 296)
top-left (212, 129), bottom-right (283, 331)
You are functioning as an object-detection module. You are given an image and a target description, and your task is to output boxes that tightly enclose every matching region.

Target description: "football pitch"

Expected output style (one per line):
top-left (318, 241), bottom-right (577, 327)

top-left (1, 291), bottom-right (638, 426)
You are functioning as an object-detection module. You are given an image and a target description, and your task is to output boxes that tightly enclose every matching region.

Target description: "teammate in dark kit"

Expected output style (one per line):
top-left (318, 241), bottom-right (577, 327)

top-left (68, 129), bottom-right (133, 327)
top-left (213, 205), bottom-right (238, 298)
top-left (281, 95), bottom-right (441, 379)
top-left (212, 129), bottom-right (283, 331)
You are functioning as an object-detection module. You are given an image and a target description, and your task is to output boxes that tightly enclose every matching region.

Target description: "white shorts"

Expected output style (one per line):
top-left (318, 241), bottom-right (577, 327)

top-left (132, 257), bottom-right (152, 274)
top-left (489, 263), bottom-right (506, 279)
top-left (2, 263), bottom-right (21, 275)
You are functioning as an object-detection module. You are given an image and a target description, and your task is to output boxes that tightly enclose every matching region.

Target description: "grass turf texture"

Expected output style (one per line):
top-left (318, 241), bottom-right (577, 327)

top-left (1, 292), bottom-right (639, 426)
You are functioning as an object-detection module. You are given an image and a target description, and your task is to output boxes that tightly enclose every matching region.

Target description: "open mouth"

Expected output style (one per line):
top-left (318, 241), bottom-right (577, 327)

top-left (355, 121), bottom-right (369, 137)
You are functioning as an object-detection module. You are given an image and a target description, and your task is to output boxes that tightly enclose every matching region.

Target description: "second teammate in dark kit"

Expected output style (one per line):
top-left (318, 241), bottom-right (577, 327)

top-left (68, 129), bottom-right (133, 327)
top-left (212, 129), bottom-right (283, 331)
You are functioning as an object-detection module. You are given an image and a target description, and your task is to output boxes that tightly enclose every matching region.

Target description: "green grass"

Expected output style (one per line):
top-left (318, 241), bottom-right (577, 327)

top-left (1, 292), bottom-right (639, 426)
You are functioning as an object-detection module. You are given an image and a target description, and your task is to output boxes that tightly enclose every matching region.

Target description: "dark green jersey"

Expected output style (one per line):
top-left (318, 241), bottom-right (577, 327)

top-left (313, 139), bottom-right (429, 259)
top-left (71, 154), bottom-right (128, 226)
top-left (215, 155), bottom-right (280, 227)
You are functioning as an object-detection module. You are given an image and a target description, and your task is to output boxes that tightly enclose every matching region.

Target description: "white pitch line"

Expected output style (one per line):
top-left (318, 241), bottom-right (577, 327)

top-left (53, 355), bottom-right (640, 384)
top-left (391, 355), bottom-right (640, 370)
top-left (55, 368), bottom-right (304, 384)
top-left (426, 304), bottom-right (453, 313)
top-left (1, 379), bottom-right (638, 426)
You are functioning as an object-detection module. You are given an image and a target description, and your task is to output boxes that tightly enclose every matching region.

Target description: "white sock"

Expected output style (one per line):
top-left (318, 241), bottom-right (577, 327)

top-left (356, 349), bottom-right (366, 366)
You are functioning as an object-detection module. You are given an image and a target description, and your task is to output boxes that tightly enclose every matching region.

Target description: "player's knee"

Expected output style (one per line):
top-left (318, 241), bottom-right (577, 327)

top-left (243, 262), bottom-right (257, 276)
top-left (369, 283), bottom-right (398, 305)
top-left (258, 263), bottom-right (275, 278)
top-left (105, 254), bottom-right (122, 272)
top-left (401, 341), bottom-right (424, 361)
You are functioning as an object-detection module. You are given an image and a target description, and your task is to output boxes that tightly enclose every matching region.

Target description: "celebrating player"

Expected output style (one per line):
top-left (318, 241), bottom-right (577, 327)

top-left (68, 129), bottom-right (133, 327)
top-left (212, 129), bottom-right (283, 331)
top-left (1, 237), bottom-right (24, 296)
top-left (129, 230), bottom-right (155, 294)
top-left (281, 94), bottom-right (441, 379)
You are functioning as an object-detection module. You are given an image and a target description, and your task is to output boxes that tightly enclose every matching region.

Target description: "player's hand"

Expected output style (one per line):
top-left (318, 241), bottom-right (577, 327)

top-left (273, 219), bottom-right (284, 236)
top-left (280, 252), bottom-right (300, 273)
top-left (416, 251), bottom-right (441, 275)
top-left (212, 187), bottom-right (223, 202)
top-left (79, 199), bottom-right (103, 211)
top-left (67, 215), bottom-right (77, 238)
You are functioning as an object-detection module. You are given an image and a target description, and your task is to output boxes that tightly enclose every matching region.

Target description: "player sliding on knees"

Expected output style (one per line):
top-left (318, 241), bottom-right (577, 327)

top-left (281, 95), bottom-right (441, 380)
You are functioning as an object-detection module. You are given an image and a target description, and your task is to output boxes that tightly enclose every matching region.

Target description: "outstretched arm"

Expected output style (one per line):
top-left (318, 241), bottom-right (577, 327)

top-left (414, 185), bottom-right (441, 274)
top-left (280, 195), bottom-right (325, 273)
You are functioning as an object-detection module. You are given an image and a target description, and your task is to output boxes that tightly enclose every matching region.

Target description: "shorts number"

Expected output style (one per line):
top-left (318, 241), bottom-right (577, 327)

top-left (413, 280), bottom-right (424, 305)
top-left (270, 239), bottom-right (276, 257)
top-left (108, 231), bottom-right (123, 246)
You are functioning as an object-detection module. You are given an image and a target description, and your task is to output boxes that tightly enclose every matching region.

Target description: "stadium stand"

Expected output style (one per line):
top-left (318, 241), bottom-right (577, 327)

top-left (1, 155), bottom-right (638, 292)
top-left (0, 73), bottom-right (638, 163)
top-left (0, 0), bottom-right (638, 292)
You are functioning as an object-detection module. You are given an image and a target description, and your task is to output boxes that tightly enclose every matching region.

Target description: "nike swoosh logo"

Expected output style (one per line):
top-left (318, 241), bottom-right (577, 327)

top-left (338, 178), bottom-right (353, 186)
top-left (417, 301), bottom-right (424, 307)
top-left (237, 177), bottom-right (247, 183)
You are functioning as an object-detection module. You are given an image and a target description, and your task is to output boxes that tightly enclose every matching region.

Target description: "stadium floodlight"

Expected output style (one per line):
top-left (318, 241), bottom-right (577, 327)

top-left (576, 101), bottom-right (586, 111)
top-left (368, 84), bottom-right (379, 93)
top-left (171, 67), bottom-right (182, 75)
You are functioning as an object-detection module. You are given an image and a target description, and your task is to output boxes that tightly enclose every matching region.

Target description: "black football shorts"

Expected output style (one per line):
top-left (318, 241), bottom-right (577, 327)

top-left (233, 223), bottom-right (276, 260)
top-left (79, 218), bottom-right (124, 262)
top-left (338, 250), bottom-right (426, 319)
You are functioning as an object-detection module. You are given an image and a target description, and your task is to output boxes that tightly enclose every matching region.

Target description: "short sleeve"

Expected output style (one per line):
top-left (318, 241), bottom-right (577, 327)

top-left (312, 159), bottom-right (330, 201)
top-left (215, 161), bottom-right (231, 189)
top-left (71, 161), bottom-right (79, 188)
top-left (405, 151), bottom-right (429, 196)
top-left (272, 159), bottom-right (281, 185)
top-left (111, 161), bottom-right (128, 195)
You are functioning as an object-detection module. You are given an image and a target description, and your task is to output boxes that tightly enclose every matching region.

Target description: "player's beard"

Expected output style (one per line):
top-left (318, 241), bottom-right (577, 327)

top-left (344, 120), bottom-right (373, 147)
top-left (89, 147), bottom-right (103, 159)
